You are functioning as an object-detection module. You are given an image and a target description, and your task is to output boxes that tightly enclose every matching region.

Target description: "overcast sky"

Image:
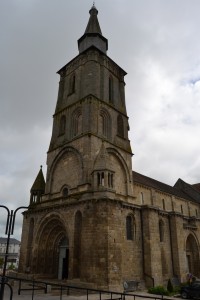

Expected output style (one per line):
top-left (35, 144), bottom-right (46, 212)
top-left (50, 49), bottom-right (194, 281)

top-left (0, 0), bottom-right (200, 240)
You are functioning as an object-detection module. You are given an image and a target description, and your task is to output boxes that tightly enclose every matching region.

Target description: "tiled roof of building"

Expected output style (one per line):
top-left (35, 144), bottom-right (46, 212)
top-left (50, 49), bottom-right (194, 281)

top-left (0, 237), bottom-right (20, 244)
top-left (192, 183), bottom-right (200, 192)
top-left (132, 171), bottom-right (193, 201)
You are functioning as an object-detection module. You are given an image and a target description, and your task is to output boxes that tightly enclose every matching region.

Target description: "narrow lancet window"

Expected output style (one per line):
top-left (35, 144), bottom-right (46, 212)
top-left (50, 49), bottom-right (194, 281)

top-left (109, 76), bottom-right (113, 103)
top-left (117, 114), bottom-right (124, 138)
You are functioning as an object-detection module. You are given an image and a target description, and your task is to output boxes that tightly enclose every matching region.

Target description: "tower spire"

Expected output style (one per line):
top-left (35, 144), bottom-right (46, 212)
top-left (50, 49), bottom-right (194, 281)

top-left (78, 5), bottom-right (108, 54)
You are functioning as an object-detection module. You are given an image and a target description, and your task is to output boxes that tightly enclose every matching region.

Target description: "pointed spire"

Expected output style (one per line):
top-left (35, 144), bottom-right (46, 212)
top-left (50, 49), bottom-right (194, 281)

top-left (93, 143), bottom-right (113, 171)
top-left (30, 166), bottom-right (45, 205)
top-left (78, 5), bottom-right (108, 54)
top-left (85, 4), bottom-right (102, 35)
top-left (31, 166), bottom-right (45, 192)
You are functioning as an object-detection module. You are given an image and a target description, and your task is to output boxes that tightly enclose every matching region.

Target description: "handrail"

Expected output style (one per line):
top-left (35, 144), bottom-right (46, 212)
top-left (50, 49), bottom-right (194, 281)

top-left (6, 275), bottom-right (175, 300)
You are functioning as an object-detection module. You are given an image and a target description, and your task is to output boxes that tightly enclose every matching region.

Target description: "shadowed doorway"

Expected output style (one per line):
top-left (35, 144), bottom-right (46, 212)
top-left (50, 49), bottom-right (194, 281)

top-left (58, 237), bottom-right (69, 279)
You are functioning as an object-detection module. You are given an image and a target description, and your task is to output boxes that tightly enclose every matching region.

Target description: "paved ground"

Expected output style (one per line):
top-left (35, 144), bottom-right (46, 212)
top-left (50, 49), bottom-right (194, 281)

top-left (3, 285), bottom-right (180, 300)
top-left (2, 278), bottom-right (181, 300)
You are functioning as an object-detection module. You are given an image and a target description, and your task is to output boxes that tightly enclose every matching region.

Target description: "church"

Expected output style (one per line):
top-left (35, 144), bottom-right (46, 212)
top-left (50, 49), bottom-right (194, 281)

top-left (19, 5), bottom-right (200, 291)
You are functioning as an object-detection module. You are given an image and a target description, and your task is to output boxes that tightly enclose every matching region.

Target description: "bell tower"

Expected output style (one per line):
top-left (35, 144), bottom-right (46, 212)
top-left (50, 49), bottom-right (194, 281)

top-left (44, 4), bottom-right (133, 201)
top-left (20, 5), bottom-right (134, 290)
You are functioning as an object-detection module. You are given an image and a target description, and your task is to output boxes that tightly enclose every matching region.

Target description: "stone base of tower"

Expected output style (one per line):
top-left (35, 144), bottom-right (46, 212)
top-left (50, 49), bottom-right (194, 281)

top-left (19, 197), bottom-right (146, 292)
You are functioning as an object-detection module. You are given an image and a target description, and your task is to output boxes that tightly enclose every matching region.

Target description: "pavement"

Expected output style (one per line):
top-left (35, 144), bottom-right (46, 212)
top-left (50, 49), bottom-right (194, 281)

top-left (3, 285), bottom-right (181, 300)
top-left (2, 278), bottom-right (181, 300)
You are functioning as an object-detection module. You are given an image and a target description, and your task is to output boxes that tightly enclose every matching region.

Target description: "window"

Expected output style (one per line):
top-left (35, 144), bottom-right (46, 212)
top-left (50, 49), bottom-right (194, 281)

top-left (100, 109), bottom-right (111, 139)
top-left (117, 115), bottom-right (124, 138)
top-left (159, 220), bottom-right (164, 242)
top-left (140, 192), bottom-right (144, 205)
top-left (162, 199), bottom-right (165, 210)
top-left (69, 74), bottom-right (76, 95)
top-left (97, 172), bottom-right (105, 186)
top-left (63, 187), bottom-right (69, 197)
top-left (108, 173), bottom-right (114, 188)
top-left (59, 115), bottom-right (66, 136)
top-left (181, 205), bottom-right (183, 214)
top-left (109, 76), bottom-right (113, 103)
top-left (71, 108), bottom-right (82, 137)
top-left (126, 215), bottom-right (136, 240)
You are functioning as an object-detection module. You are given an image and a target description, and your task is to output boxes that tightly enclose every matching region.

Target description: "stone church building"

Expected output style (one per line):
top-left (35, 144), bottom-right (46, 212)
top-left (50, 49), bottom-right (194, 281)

top-left (19, 5), bottom-right (200, 291)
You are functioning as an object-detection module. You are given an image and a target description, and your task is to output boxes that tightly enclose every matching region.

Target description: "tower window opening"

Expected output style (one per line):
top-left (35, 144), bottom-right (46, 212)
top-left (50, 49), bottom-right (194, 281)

top-left (63, 187), bottom-right (69, 197)
top-left (101, 172), bottom-right (104, 186)
top-left (159, 220), bottom-right (164, 242)
top-left (162, 199), bottom-right (165, 210)
top-left (109, 77), bottom-right (113, 103)
top-left (59, 115), bottom-right (66, 136)
top-left (69, 74), bottom-right (76, 95)
top-left (126, 215), bottom-right (133, 240)
top-left (97, 172), bottom-right (104, 186)
top-left (108, 172), bottom-right (114, 188)
top-left (117, 114), bottom-right (124, 138)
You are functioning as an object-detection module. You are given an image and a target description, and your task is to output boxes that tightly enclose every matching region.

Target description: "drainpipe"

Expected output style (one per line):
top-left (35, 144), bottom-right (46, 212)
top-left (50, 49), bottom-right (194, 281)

top-left (140, 208), bottom-right (154, 287)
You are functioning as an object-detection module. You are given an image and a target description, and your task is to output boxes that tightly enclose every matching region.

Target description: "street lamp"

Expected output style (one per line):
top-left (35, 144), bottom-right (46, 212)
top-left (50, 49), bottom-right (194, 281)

top-left (0, 205), bottom-right (28, 300)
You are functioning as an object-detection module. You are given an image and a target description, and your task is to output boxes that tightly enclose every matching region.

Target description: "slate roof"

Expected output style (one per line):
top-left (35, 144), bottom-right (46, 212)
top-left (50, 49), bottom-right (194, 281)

top-left (0, 237), bottom-right (20, 244)
top-left (85, 5), bottom-right (102, 35)
top-left (192, 183), bottom-right (200, 192)
top-left (93, 143), bottom-right (113, 171)
top-left (31, 166), bottom-right (45, 192)
top-left (132, 171), bottom-right (194, 201)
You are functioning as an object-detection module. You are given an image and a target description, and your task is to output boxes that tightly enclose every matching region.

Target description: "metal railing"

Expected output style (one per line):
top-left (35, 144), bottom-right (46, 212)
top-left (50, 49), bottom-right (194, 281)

top-left (5, 276), bottom-right (176, 300)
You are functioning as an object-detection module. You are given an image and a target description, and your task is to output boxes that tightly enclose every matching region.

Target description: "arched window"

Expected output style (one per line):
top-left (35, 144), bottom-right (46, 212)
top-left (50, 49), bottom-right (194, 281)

top-left (62, 187), bottom-right (69, 197)
top-left (159, 219), bottom-right (164, 242)
top-left (109, 76), bottom-right (114, 103)
top-left (71, 108), bottom-right (82, 137)
top-left (100, 109), bottom-right (111, 139)
top-left (69, 73), bottom-right (76, 95)
top-left (126, 215), bottom-right (136, 241)
top-left (59, 115), bottom-right (66, 136)
top-left (108, 172), bottom-right (114, 188)
top-left (117, 114), bottom-right (124, 138)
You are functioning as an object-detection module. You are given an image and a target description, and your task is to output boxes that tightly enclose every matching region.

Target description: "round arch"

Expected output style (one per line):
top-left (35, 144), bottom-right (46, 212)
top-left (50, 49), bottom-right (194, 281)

top-left (185, 233), bottom-right (200, 277)
top-left (48, 146), bottom-right (84, 194)
top-left (34, 213), bottom-right (69, 279)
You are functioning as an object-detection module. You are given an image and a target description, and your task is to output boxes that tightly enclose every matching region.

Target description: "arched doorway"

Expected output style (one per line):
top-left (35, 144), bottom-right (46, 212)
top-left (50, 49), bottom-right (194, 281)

top-left (58, 237), bottom-right (69, 279)
top-left (186, 234), bottom-right (200, 277)
top-left (35, 216), bottom-right (69, 279)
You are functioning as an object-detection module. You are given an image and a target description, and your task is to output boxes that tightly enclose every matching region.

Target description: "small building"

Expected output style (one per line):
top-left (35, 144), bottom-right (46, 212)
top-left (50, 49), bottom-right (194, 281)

top-left (0, 237), bottom-right (21, 269)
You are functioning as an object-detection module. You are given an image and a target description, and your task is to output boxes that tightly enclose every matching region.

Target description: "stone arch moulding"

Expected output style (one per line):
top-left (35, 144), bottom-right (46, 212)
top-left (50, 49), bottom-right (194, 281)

top-left (107, 147), bottom-right (131, 183)
top-left (185, 232), bottom-right (200, 277)
top-left (106, 147), bottom-right (130, 195)
top-left (34, 212), bottom-right (69, 277)
top-left (48, 146), bottom-right (84, 187)
top-left (34, 212), bottom-right (67, 243)
top-left (184, 232), bottom-right (200, 252)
